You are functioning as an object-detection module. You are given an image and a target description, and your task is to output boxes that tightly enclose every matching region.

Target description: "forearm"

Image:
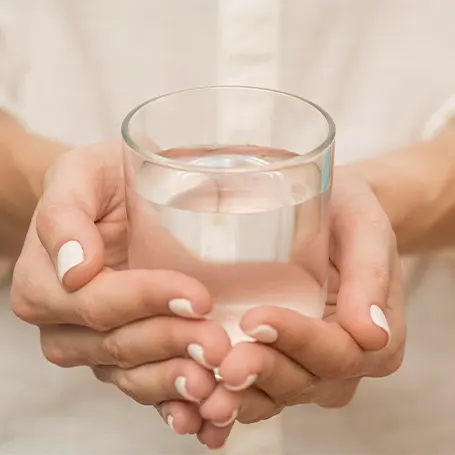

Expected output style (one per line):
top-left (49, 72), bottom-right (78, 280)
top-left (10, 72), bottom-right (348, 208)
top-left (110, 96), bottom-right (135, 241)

top-left (347, 127), bottom-right (455, 254)
top-left (0, 111), bottom-right (69, 257)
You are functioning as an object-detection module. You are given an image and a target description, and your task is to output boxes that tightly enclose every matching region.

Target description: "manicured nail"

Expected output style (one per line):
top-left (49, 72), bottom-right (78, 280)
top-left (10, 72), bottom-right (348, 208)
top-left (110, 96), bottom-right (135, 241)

top-left (167, 415), bottom-right (176, 433)
top-left (175, 376), bottom-right (199, 402)
top-left (224, 374), bottom-right (258, 391)
top-left (212, 409), bottom-right (239, 428)
top-left (187, 343), bottom-right (216, 369)
top-left (370, 305), bottom-right (391, 339)
top-left (245, 324), bottom-right (278, 343)
top-left (168, 298), bottom-right (205, 319)
top-left (57, 240), bottom-right (84, 281)
top-left (213, 367), bottom-right (223, 382)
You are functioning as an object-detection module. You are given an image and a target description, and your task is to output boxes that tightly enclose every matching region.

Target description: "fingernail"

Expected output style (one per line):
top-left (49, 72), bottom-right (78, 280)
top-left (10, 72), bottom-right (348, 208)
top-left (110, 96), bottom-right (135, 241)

top-left (175, 376), bottom-right (199, 402)
top-left (212, 409), bottom-right (239, 428)
top-left (167, 415), bottom-right (176, 433)
top-left (245, 324), bottom-right (278, 343)
top-left (370, 305), bottom-right (391, 339)
top-left (169, 298), bottom-right (205, 319)
top-left (224, 374), bottom-right (258, 392)
top-left (57, 240), bottom-right (84, 281)
top-left (213, 367), bottom-right (223, 382)
top-left (187, 343), bottom-right (216, 370)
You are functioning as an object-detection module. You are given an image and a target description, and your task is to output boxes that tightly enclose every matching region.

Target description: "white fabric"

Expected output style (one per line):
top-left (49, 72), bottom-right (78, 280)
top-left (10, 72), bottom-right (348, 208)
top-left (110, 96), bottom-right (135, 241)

top-left (1, 0), bottom-right (455, 454)
top-left (422, 94), bottom-right (455, 140)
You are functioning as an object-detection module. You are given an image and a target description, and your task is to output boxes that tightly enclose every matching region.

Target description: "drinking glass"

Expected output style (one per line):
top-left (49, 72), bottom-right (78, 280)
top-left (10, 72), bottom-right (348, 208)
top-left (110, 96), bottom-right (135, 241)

top-left (122, 86), bottom-right (335, 344)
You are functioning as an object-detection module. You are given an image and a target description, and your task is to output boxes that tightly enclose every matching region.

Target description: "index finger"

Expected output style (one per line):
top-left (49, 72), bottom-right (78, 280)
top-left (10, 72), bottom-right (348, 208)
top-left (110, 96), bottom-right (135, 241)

top-left (330, 170), bottom-right (398, 350)
top-left (60, 269), bottom-right (213, 329)
top-left (240, 306), bottom-right (365, 379)
top-left (12, 247), bottom-right (212, 329)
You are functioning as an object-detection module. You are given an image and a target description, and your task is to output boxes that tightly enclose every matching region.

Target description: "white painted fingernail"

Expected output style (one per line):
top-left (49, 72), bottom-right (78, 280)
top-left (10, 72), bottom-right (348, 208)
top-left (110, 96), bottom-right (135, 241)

top-left (169, 298), bottom-right (205, 319)
top-left (213, 367), bottom-right (223, 382)
top-left (57, 240), bottom-right (84, 281)
top-left (175, 376), bottom-right (199, 402)
top-left (167, 415), bottom-right (176, 433)
top-left (224, 374), bottom-right (258, 392)
top-left (187, 343), bottom-right (216, 369)
top-left (370, 305), bottom-right (391, 339)
top-left (245, 324), bottom-right (278, 343)
top-left (212, 409), bottom-right (239, 428)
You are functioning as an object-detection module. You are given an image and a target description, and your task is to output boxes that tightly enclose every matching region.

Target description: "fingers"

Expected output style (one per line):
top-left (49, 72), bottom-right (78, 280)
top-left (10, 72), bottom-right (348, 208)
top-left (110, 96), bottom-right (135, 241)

top-left (17, 267), bottom-right (211, 328)
top-left (330, 171), bottom-right (396, 350)
top-left (314, 378), bottom-right (360, 408)
top-left (217, 342), bottom-right (316, 407)
top-left (35, 202), bottom-right (105, 290)
top-left (71, 269), bottom-right (212, 330)
top-left (40, 317), bottom-right (231, 370)
top-left (158, 401), bottom-right (203, 435)
top-left (240, 306), bottom-right (366, 379)
top-left (36, 145), bottom-right (122, 290)
top-left (12, 222), bottom-right (213, 329)
top-left (197, 420), bottom-right (233, 451)
top-left (366, 259), bottom-right (406, 377)
top-left (93, 358), bottom-right (216, 406)
top-left (200, 382), bottom-right (276, 426)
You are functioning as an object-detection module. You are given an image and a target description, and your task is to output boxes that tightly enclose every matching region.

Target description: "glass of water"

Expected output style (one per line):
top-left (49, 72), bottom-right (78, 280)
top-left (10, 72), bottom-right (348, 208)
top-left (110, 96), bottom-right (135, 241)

top-left (122, 86), bottom-right (335, 344)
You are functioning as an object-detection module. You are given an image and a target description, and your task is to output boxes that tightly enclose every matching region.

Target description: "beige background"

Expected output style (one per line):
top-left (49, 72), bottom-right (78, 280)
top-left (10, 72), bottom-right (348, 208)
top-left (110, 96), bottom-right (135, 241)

top-left (1, 1), bottom-right (455, 453)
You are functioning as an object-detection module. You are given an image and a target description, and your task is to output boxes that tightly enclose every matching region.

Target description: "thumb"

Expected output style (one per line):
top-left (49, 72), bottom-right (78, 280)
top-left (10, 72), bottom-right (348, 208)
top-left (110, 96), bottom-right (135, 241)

top-left (35, 144), bottom-right (120, 291)
top-left (331, 174), bottom-right (394, 351)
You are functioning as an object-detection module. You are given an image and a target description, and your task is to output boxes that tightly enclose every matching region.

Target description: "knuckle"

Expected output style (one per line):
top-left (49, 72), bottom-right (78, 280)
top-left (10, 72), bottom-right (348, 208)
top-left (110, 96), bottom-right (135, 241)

top-left (317, 382), bottom-right (359, 408)
top-left (115, 371), bottom-right (148, 404)
top-left (272, 375), bottom-right (317, 407)
top-left (378, 350), bottom-right (405, 377)
top-left (274, 387), bottom-right (307, 407)
top-left (372, 213), bottom-right (392, 236)
top-left (115, 371), bottom-right (135, 395)
top-left (371, 262), bottom-right (390, 290)
top-left (325, 355), bottom-right (362, 380)
top-left (348, 204), bottom-right (390, 239)
top-left (10, 267), bottom-right (43, 324)
top-left (319, 393), bottom-right (354, 409)
top-left (238, 402), bottom-right (282, 425)
top-left (35, 203), bottom-right (61, 240)
top-left (102, 333), bottom-right (131, 368)
top-left (40, 334), bottom-right (73, 368)
top-left (10, 290), bottom-right (35, 323)
top-left (78, 296), bottom-right (112, 332)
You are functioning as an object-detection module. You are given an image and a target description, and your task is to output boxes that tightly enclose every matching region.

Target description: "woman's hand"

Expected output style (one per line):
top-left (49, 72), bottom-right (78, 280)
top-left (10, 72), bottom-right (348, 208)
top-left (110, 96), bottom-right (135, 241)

top-left (10, 143), bottom-right (232, 445)
top-left (197, 168), bottom-right (405, 444)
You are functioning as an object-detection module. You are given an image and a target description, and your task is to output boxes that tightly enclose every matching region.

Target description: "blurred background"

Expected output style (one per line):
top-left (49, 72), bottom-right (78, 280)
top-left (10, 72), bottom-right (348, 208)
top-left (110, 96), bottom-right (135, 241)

top-left (1, 1), bottom-right (455, 453)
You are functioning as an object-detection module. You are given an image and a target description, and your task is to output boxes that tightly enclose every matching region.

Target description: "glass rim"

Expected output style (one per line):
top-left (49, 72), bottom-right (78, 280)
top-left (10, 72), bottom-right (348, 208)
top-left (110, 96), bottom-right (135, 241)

top-left (121, 85), bottom-right (336, 174)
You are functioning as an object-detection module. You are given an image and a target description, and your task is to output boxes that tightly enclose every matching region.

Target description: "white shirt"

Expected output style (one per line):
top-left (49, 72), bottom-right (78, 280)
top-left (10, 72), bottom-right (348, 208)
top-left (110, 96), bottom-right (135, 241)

top-left (1, 1), bottom-right (455, 454)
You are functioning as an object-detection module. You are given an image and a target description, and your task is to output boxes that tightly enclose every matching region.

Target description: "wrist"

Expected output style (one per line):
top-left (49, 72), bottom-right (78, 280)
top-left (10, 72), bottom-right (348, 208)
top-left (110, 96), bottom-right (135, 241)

top-left (345, 156), bottom-right (419, 236)
top-left (10, 132), bottom-right (70, 200)
top-left (346, 131), bottom-right (455, 253)
top-left (0, 112), bottom-right (70, 257)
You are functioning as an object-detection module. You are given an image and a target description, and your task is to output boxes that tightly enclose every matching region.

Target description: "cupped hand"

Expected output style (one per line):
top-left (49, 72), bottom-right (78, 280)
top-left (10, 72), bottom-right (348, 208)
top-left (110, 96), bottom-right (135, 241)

top-left (10, 143), bottom-right (232, 449)
top-left (198, 167), bottom-right (405, 436)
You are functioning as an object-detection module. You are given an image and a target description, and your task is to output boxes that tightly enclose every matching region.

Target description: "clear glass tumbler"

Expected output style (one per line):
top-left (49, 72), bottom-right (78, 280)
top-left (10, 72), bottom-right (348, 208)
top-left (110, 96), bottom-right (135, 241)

top-left (122, 86), bottom-right (335, 344)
